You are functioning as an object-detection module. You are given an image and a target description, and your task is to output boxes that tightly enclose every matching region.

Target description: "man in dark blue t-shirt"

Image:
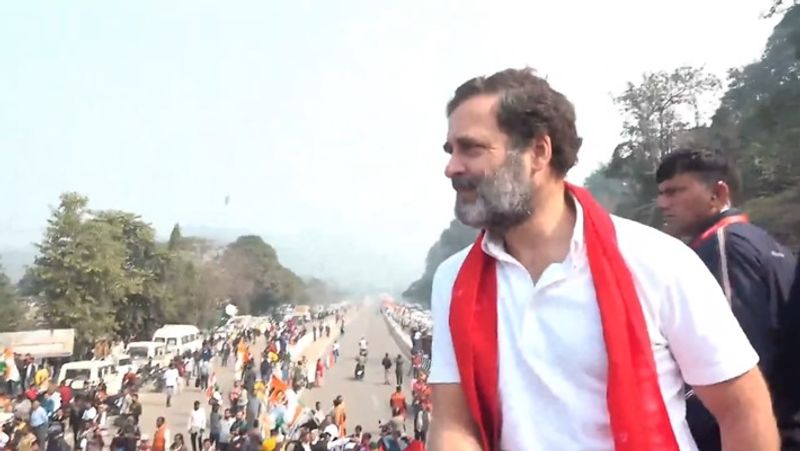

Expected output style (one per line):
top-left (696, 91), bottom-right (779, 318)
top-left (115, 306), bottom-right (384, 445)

top-left (657, 148), bottom-right (798, 450)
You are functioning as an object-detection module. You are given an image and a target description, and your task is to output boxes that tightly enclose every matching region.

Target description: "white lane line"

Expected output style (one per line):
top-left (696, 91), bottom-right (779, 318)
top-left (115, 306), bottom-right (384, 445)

top-left (371, 393), bottom-right (380, 410)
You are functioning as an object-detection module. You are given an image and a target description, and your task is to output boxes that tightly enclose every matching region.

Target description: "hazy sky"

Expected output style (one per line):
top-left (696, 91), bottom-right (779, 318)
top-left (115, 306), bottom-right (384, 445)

top-left (0, 1), bottom-right (780, 292)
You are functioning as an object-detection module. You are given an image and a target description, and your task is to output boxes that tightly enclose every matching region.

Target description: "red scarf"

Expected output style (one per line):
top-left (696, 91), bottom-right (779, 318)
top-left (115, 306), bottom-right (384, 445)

top-left (449, 182), bottom-right (679, 451)
top-left (690, 213), bottom-right (749, 249)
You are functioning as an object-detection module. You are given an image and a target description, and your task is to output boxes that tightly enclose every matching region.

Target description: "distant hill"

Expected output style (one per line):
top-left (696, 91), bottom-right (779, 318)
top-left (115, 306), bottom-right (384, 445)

top-left (1, 225), bottom-right (418, 294)
top-left (181, 226), bottom-right (418, 295)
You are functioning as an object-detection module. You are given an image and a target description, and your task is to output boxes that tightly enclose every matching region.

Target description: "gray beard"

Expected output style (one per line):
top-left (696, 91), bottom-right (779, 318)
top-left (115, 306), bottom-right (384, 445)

top-left (453, 152), bottom-right (533, 235)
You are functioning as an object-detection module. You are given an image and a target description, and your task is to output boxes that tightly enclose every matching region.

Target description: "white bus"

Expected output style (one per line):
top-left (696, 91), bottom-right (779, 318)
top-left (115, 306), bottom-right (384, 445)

top-left (152, 324), bottom-right (203, 356)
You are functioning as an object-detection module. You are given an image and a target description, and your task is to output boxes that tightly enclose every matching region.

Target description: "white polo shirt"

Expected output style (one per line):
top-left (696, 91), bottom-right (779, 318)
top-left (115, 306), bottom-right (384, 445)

top-left (428, 201), bottom-right (759, 451)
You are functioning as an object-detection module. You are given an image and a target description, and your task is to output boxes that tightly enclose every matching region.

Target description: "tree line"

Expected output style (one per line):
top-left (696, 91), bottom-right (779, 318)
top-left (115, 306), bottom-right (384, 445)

top-left (0, 192), bottom-right (328, 353)
top-left (404, 3), bottom-right (800, 306)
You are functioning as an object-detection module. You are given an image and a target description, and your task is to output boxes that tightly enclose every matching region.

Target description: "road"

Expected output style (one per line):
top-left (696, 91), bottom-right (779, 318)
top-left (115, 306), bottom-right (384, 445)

top-left (129, 308), bottom-right (407, 443)
top-left (132, 315), bottom-right (341, 439)
top-left (303, 308), bottom-right (409, 434)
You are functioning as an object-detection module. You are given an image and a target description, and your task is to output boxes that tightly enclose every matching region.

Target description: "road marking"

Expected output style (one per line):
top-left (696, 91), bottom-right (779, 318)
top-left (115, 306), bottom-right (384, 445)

top-left (371, 393), bottom-right (380, 410)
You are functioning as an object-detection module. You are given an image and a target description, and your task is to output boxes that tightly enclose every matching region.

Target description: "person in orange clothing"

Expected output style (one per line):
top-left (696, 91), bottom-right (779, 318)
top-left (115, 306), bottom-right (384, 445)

top-left (333, 395), bottom-right (347, 436)
top-left (152, 417), bottom-right (169, 451)
top-left (411, 373), bottom-right (432, 413)
top-left (315, 358), bottom-right (325, 387)
top-left (389, 386), bottom-right (408, 419)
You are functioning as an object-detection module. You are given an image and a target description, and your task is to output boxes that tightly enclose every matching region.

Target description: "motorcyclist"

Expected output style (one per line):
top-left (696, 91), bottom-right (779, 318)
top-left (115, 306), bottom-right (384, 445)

top-left (358, 337), bottom-right (368, 356)
top-left (354, 354), bottom-right (366, 380)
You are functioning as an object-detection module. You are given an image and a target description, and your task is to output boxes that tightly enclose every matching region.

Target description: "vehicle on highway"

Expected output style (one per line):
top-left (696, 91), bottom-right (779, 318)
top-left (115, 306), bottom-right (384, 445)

top-left (57, 359), bottom-right (123, 395)
top-left (126, 340), bottom-right (173, 369)
top-left (152, 324), bottom-right (202, 355)
top-left (114, 353), bottom-right (135, 374)
top-left (354, 360), bottom-right (365, 380)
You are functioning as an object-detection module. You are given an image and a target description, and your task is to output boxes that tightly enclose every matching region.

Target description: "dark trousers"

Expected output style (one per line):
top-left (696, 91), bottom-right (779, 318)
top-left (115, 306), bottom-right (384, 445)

top-left (190, 431), bottom-right (202, 451)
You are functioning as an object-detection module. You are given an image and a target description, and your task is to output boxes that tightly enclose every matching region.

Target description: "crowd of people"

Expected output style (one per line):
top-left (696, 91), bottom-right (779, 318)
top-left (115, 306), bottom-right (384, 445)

top-left (0, 306), bottom-right (358, 451)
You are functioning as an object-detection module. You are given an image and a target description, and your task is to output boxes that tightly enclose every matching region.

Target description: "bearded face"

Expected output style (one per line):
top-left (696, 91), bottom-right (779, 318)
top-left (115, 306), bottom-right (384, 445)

top-left (451, 150), bottom-right (533, 235)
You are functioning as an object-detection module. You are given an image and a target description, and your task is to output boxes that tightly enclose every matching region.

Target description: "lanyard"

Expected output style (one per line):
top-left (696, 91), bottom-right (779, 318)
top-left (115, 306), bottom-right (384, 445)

top-left (690, 214), bottom-right (749, 249)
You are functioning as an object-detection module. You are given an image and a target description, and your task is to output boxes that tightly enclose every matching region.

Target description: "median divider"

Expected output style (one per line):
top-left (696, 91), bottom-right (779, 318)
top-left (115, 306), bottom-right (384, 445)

top-left (383, 312), bottom-right (412, 359)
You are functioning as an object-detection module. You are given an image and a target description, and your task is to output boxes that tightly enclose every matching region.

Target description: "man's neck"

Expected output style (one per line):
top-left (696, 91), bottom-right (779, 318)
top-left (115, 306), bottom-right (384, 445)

top-left (503, 182), bottom-right (576, 281)
top-left (689, 206), bottom-right (736, 238)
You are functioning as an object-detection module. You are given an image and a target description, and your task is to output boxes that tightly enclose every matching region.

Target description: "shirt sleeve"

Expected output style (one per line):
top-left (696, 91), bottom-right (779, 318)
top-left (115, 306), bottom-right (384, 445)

top-left (660, 242), bottom-right (759, 386)
top-left (428, 259), bottom-right (462, 385)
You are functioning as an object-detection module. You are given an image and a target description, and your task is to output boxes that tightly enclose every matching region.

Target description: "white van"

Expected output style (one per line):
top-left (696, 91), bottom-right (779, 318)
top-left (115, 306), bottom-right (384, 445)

top-left (152, 324), bottom-right (203, 356)
top-left (57, 359), bottom-right (123, 395)
top-left (115, 354), bottom-right (135, 375)
top-left (126, 341), bottom-right (173, 369)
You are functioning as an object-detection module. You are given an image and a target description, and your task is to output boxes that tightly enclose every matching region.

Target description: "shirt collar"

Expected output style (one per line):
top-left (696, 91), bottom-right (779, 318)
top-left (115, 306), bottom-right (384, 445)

top-left (480, 194), bottom-right (585, 267)
top-left (690, 207), bottom-right (745, 243)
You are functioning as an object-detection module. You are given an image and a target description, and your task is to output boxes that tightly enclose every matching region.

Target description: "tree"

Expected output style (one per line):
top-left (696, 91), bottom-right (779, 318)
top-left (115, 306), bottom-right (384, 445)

top-left (167, 223), bottom-right (183, 251)
top-left (709, 4), bottom-right (800, 246)
top-left (403, 220), bottom-right (478, 306)
top-left (766, 0), bottom-right (799, 18)
top-left (606, 67), bottom-right (721, 224)
top-left (218, 235), bottom-right (308, 314)
top-left (20, 192), bottom-right (313, 347)
top-left (25, 193), bottom-right (127, 352)
top-left (0, 260), bottom-right (25, 332)
top-left (94, 211), bottom-right (170, 340)
top-left (160, 256), bottom-right (226, 328)
top-left (586, 4), bottom-right (800, 247)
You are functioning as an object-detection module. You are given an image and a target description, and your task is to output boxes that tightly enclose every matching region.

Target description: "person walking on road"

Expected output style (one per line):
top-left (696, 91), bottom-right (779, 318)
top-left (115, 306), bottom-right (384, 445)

top-left (412, 400), bottom-right (430, 443)
top-left (29, 398), bottom-right (48, 449)
top-left (198, 360), bottom-right (210, 390)
top-left (152, 417), bottom-right (170, 451)
top-left (259, 357), bottom-right (271, 382)
top-left (394, 354), bottom-right (404, 386)
top-left (217, 409), bottom-right (234, 451)
top-left (163, 363), bottom-right (180, 408)
top-left (332, 395), bottom-right (347, 437)
top-left (332, 341), bottom-right (340, 363)
top-left (208, 404), bottom-right (221, 447)
top-left (187, 400), bottom-right (206, 451)
top-left (315, 358), bottom-right (325, 387)
top-left (382, 353), bottom-right (392, 385)
top-left (130, 393), bottom-right (142, 426)
top-left (389, 386), bottom-right (408, 420)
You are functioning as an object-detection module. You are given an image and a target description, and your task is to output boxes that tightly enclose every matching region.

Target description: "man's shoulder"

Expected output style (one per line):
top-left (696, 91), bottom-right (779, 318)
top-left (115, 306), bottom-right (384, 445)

top-left (726, 222), bottom-right (794, 259)
top-left (610, 214), bottom-right (704, 283)
top-left (431, 244), bottom-right (473, 290)
top-left (611, 214), bottom-right (692, 260)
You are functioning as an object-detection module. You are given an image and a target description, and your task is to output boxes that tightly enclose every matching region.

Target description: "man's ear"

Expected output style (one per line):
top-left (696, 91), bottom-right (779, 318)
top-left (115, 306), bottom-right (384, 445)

top-left (528, 134), bottom-right (552, 174)
top-left (711, 180), bottom-right (732, 207)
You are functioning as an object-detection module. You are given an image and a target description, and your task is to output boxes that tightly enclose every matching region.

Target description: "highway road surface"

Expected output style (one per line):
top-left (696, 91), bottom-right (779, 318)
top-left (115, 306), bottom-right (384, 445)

top-left (128, 307), bottom-right (409, 444)
top-left (303, 308), bottom-right (410, 433)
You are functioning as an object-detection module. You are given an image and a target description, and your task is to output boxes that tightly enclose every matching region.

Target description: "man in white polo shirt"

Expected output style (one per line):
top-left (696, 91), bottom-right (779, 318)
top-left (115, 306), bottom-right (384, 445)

top-left (427, 67), bottom-right (779, 451)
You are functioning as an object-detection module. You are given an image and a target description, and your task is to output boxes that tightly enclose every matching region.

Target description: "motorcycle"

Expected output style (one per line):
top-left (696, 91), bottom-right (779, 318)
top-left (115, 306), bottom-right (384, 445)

top-left (359, 348), bottom-right (368, 358)
top-left (354, 362), bottom-right (365, 380)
